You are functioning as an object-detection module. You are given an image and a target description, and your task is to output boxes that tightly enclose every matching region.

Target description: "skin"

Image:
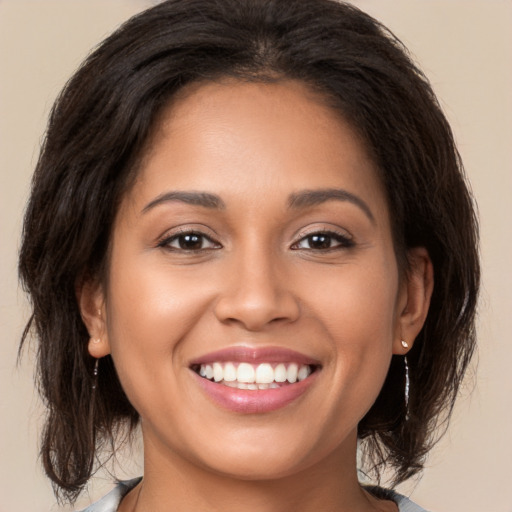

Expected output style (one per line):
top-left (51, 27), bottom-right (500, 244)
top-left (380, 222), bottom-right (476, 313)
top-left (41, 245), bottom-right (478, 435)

top-left (81, 79), bottom-right (433, 512)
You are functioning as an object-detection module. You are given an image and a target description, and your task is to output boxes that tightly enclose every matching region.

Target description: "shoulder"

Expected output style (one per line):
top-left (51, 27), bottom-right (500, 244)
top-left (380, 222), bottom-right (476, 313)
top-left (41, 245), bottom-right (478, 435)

top-left (78, 480), bottom-right (429, 512)
top-left (365, 486), bottom-right (431, 512)
top-left (391, 491), bottom-right (431, 512)
top-left (76, 478), bottom-right (142, 512)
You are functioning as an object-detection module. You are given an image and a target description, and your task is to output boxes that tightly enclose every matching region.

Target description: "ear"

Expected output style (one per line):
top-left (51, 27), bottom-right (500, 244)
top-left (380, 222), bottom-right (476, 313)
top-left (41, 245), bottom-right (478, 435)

top-left (393, 247), bottom-right (434, 355)
top-left (76, 277), bottom-right (111, 359)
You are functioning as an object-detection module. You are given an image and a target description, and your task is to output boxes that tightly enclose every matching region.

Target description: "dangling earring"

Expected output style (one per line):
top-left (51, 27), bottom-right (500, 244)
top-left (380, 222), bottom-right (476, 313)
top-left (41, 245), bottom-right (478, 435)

top-left (92, 358), bottom-right (99, 390)
top-left (88, 358), bottom-right (100, 449)
top-left (404, 356), bottom-right (410, 421)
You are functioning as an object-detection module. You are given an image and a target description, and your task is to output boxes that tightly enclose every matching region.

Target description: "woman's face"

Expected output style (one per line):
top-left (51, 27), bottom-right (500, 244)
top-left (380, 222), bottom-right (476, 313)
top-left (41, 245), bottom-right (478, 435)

top-left (86, 79), bottom-right (426, 480)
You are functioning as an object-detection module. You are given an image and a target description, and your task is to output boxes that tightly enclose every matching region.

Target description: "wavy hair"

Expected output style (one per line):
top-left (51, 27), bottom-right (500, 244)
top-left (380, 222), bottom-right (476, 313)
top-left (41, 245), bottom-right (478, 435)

top-left (19, 0), bottom-right (479, 503)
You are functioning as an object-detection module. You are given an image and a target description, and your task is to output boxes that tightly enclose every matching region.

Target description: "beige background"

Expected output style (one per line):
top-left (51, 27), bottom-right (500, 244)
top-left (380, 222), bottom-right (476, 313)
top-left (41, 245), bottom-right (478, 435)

top-left (1, 1), bottom-right (511, 511)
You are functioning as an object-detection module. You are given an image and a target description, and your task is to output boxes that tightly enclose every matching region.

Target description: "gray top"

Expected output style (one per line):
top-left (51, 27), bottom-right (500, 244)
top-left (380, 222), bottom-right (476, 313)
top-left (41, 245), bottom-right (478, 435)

top-left (77, 478), bottom-right (430, 512)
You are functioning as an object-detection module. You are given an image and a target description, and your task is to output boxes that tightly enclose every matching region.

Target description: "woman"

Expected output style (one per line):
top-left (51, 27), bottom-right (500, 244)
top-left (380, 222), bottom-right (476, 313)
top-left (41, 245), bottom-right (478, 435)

top-left (18, 1), bottom-right (479, 511)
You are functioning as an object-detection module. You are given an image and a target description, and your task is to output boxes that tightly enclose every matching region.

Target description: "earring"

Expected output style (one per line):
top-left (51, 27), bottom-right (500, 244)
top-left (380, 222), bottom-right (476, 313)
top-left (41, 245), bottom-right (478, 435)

top-left (92, 358), bottom-right (99, 390)
top-left (401, 339), bottom-right (409, 349)
top-left (404, 356), bottom-right (410, 421)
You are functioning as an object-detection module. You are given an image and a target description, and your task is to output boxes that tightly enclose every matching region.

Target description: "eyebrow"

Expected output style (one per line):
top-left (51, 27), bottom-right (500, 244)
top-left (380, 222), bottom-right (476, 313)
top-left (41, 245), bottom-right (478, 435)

top-left (141, 187), bottom-right (374, 223)
top-left (287, 188), bottom-right (375, 223)
top-left (142, 191), bottom-right (226, 213)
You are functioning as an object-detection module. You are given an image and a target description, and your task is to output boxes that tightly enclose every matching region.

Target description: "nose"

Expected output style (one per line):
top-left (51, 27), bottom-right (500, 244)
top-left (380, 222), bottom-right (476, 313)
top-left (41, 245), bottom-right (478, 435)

top-left (213, 248), bottom-right (300, 331)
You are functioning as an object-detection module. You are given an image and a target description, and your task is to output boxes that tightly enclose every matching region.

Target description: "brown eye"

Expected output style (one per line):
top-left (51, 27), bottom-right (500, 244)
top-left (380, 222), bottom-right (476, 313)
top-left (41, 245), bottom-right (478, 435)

top-left (177, 233), bottom-right (204, 250)
top-left (305, 234), bottom-right (332, 249)
top-left (292, 231), bottom-right (354, 250)
top-left (159, 231), bottom-right (221, 251)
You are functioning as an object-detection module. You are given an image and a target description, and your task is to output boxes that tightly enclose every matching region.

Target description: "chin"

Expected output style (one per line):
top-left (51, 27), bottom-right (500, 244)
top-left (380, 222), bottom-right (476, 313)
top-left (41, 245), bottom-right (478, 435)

top-left (186, 428), bottom-right (335, 482)
top-left (203, 455), bottom-right (310, 482)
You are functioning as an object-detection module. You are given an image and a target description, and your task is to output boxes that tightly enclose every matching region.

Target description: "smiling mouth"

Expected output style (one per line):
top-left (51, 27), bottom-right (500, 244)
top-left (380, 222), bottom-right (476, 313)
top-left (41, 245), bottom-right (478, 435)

top-left (191, 362), bottom-right (318, 390)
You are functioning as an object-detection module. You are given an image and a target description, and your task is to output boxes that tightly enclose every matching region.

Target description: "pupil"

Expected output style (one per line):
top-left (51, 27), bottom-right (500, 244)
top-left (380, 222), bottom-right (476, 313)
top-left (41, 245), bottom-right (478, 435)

top-left (179, 234), bottom-right (202, 249)
top-left (309, 234), bottom-right (330, 249)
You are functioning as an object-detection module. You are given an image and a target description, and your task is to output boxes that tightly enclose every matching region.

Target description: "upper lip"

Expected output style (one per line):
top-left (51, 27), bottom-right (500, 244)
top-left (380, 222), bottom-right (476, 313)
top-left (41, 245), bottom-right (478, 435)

top-left (189, 346), bottom-right (321, 367)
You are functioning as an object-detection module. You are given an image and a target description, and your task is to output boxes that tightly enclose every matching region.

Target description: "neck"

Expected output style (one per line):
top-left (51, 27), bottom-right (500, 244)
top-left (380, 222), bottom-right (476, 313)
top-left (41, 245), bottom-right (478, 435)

top-left (119, 430), bottom-right (396, 512)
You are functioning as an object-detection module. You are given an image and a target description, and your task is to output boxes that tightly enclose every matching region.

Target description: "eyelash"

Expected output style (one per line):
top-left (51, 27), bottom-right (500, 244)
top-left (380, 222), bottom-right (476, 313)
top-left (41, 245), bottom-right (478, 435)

top-left (157, 230), bottom-right (221, 252)
top-left (291, 229), bottom-right (354, 251)
top-left (157, 229), bottom-right (354, 253)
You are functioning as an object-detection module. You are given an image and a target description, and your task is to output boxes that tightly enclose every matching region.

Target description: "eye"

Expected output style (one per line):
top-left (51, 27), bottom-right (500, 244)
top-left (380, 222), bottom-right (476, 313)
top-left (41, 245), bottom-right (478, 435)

top-left (158, 231), bottom-right (221, 251)
top-left (291, 231), bottom-right (354, 251)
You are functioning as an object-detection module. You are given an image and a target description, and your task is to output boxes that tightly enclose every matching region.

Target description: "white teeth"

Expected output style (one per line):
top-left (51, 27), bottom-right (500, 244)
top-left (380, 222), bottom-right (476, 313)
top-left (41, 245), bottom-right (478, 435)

top-left (297, 365), bottom-right (311, 381)
top-left (237, 362), bottom-right (255, 383)
top-left (255, 363), bottom-right (274, 384)
top-left (287, 363), bottom-right (298, 383)
top-left (274, 363), bottom-right (287, 382)
top-left (213, 362), bottom-right (223, 382)
top-left (197, 361), bottom-right (314, 388)
top-left (221, 381), bottom-right (277, 390)
top-left (223, 362), bottom-right (237, 382)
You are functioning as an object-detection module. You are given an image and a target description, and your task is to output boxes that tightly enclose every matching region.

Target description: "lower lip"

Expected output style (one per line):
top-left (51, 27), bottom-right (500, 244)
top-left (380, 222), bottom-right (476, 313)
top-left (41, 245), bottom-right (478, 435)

top-left (192, 371), bottom-right (318, 414)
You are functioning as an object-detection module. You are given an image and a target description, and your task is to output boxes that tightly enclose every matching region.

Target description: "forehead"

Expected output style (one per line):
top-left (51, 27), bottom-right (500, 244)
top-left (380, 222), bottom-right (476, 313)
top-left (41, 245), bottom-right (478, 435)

top-left (125, 79), bottom-right (389, 220)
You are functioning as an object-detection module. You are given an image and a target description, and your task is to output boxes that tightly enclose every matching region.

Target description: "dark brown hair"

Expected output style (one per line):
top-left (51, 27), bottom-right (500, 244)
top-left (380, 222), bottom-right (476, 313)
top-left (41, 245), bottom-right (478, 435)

top-left (19, 0), bottom-right (479, 503)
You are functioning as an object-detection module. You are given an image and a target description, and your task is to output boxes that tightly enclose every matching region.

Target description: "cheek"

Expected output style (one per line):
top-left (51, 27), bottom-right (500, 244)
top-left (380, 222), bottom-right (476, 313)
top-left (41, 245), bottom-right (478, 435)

top-left (304, 257), bottom-right (400, 342)
top-left (103, 252), bottom-right (216, 403)
top-left (107, 247), bottom-right (216, 336)
top-left (299, 257), bottom-right (400, 403)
